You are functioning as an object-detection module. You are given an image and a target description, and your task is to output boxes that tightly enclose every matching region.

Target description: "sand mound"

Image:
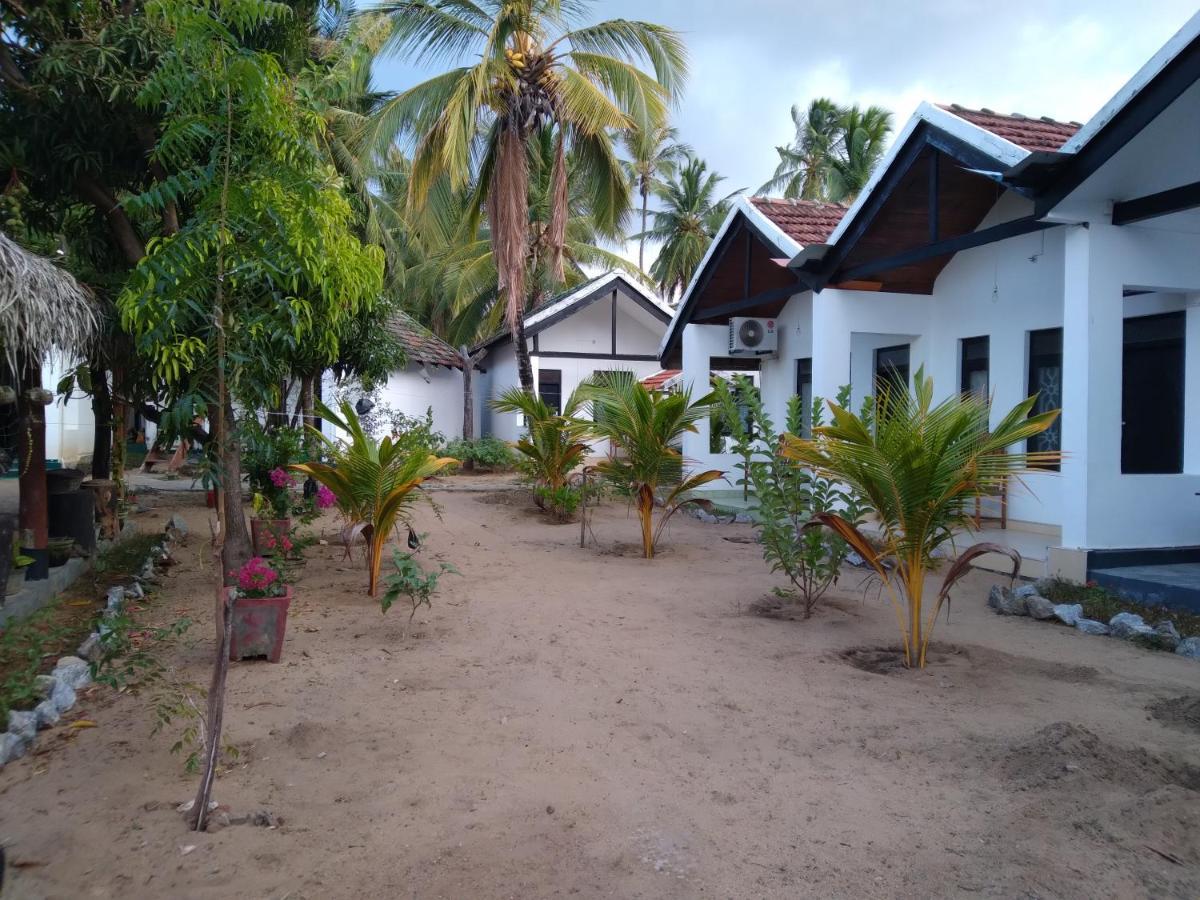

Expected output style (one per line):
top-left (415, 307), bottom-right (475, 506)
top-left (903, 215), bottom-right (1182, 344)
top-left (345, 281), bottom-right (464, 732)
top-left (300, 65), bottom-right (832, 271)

top-left (998, 721), bottom-right (1200, 792)
top-left (1148, 695), bottom-right (1200, 734)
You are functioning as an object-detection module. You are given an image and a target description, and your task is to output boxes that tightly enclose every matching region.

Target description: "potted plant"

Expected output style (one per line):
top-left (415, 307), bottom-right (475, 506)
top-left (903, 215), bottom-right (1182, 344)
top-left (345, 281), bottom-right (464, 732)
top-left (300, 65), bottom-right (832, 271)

top-left (228, 556), bottom-right (291, 663)
top-left (250, 467), bottom-right (294, 555)
top-left (47, 536), bottom-right (76, 567)
top-left (7, 543), bottom-right (33, 595)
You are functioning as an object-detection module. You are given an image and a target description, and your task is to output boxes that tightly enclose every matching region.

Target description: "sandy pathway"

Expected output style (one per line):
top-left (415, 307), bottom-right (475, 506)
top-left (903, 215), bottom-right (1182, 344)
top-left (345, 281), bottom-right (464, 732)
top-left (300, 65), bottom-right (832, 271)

top-left (1, 484), bottom-right (1198, 899)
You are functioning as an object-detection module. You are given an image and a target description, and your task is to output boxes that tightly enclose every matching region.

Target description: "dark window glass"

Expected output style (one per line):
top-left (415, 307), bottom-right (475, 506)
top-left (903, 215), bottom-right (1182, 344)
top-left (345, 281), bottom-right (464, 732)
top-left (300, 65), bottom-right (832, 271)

top-left (538, 369), bottom-right (562, 415)
top-left (1027, 327), bottom-right (1062, 469)
top-left (796, 357), bottom-right (813, 437)
top-left (960, 336), bottom-right (989, 397)
top-left (874, 344), bottom-right (910, 419)
top-left (1122, 312), bottom-right (1185, 474)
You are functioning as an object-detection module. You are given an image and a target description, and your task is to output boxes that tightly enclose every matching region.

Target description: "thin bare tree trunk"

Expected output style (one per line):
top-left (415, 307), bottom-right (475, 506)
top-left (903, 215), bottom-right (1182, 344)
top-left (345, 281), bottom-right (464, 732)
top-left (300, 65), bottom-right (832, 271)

top-left (459, 347), bottom-right (475, 471)
top-left (514, 314), bottom-right (534, 395)
top-left (91, 363), bottom-right (113, 480)
top-left (299, 373), bottom-right (315, 456)
top-left (639, 182), bottom-right (649, 272)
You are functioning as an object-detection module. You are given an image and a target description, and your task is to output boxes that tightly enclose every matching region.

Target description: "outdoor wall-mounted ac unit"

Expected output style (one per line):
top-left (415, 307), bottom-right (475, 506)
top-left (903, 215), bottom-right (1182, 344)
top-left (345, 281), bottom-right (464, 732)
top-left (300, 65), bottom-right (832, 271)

top-left (728, 317), bottom-right (778, 356)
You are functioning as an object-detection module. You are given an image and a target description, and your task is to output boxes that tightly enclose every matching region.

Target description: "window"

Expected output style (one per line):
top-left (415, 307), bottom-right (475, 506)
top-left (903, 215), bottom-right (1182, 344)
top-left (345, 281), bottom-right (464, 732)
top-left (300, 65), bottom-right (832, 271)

top-left (874, 344), bottom-right (910, 419)
top-left (537, 368), bottom-right (562, 415)
top-left (1027, 327), bottom-right (1062, 468)
top-left (1122, 312), bottom-right (1185, 474)
top-left (960, 336), bottom-right (989, 398)
top-left (795, 358), bottom-right (813, 437)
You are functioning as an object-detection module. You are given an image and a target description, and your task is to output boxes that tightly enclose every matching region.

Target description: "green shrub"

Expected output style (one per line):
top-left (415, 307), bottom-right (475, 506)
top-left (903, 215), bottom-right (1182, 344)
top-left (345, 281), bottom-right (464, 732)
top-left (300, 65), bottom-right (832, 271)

top-left (533, 483), bottom-right (581, 521)
top-left (443, 436), bottom-right (516, 470)
top-left (715, 377), bottom-right (869, 618)
top-left (387, 407), bottom-right (446, 458)
top-left (381, 548), bottom-right (460, 619)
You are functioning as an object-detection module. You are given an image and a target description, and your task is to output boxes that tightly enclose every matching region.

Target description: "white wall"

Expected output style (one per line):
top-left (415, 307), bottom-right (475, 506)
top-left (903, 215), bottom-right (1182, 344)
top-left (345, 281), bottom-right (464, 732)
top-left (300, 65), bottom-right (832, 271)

top-left (43, 358), bottom-right (94, 467)
top-left (376, 364), bottom-right (475, 442)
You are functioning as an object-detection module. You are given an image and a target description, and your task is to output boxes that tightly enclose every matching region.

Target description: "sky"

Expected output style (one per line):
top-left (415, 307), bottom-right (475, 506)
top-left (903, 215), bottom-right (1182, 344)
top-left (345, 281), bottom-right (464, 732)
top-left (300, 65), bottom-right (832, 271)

top-left (371, 1), bottom-right (1199, 263)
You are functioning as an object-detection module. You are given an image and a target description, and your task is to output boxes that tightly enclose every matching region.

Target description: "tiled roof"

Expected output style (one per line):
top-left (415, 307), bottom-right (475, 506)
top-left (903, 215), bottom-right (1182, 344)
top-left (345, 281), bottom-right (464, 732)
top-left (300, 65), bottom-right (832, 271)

top-left (386, 312), bottom-right (464, 369)
top-left (940, 104), bottom-right (1080, 152)
top-left (642, 369), bottom-right (681, 391)
top-left (748, 197), bottom-right (848, 246)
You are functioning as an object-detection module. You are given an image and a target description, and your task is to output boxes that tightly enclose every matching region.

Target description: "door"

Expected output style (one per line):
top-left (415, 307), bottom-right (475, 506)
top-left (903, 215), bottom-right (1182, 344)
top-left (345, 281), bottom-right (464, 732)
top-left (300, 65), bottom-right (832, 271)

top-left (874, 344), bottom-right (910, 414)
top-left (1122, 311), bottom-right (1185, 474)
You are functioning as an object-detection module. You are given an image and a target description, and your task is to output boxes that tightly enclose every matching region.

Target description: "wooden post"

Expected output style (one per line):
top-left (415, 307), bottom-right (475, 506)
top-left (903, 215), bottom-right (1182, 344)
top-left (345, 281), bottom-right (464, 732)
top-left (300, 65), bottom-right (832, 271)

top-left (17, 356), bottom-right (49, 580)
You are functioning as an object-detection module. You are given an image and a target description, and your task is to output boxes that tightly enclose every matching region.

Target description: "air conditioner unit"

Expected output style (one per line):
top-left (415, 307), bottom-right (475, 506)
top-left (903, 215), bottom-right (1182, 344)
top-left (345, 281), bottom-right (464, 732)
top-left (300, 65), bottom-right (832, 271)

top-left (728, 317), bottom-right (778, 356)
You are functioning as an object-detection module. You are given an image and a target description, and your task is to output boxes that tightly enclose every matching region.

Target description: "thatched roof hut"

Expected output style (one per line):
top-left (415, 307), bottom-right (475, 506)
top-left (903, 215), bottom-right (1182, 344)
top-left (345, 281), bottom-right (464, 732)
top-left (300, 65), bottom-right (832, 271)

top-left (0, 230), bottom-right (99, 372)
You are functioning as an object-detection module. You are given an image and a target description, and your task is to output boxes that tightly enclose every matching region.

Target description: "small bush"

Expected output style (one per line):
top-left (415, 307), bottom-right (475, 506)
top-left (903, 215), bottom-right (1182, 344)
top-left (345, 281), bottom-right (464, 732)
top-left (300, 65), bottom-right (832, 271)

top-left (381, 549), bottom-right (459, 619)
top-left (387, 407), bottom-right (446, 458)
top-left (443, 436), bottom-right (516, 470)
top-left (533, 483), bottom-right (581, 521)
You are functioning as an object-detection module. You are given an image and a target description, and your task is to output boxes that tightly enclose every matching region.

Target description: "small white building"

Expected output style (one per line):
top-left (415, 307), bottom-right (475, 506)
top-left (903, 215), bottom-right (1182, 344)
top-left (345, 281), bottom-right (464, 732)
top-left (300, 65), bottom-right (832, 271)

top-left (662, 13), bottom-right (1200, 585)
top-left (478, 272), bottom-right (674, 443)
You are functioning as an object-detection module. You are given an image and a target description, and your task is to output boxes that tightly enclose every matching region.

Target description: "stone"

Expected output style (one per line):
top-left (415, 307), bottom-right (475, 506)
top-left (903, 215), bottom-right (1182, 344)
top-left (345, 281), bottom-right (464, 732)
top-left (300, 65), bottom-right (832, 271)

top-left (53, 656), bottom-right (92, 690)
top-left (1076, 619), bottom-right (1110, 636)
top-left (1108, 612), bottom-right (1154, 641)
top-left (1052, 603), bottom-right (1084, 626)
top-left (106, 586), bottom-right (125, 611)
top-left (33, 700), bottom-right (61, 729)
top-left (1033, 577), bottom-right (1058, 596)
top-left (1025, 595), bottom-right (1056, 620)
top-left (989, 586), bottom-right (1027, 616)
top-left (1176, 637), bottom-right (1200, 659)
top-left (1132, 620), bottom-right (1182, 652)
top-left (846, 551), bottom-right (866, 567)
top-left (252, 810), bottom-right (280, 828)
top-left (1012, 584), bottom-right (1039, 600)
top-left (166, 514), bottom-right (189, 538)
top-left (126, 581), bottom-right (145, 600)
top-left (34, 674), bottom-right (76, 713)
top-left (77, 632), bottom-right (102, 662)
top-left (8, 709), bottom-right (37, 744)
top-left (0, 731), bottom-right (27, 765)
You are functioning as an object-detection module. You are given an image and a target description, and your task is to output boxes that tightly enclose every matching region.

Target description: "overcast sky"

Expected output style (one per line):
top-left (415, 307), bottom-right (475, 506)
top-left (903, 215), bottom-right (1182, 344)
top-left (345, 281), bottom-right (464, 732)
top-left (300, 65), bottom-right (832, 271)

top-left (372, 1), bottom-right (1198, 261)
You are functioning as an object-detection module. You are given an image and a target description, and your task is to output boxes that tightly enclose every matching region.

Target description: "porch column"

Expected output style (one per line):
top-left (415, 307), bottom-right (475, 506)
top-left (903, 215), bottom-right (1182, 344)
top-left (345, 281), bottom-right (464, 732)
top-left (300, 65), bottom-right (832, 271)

top-left (1059, 223), bottom-right (1124, 550)
top-left (680, 324), bottom-right (714, 467)
top-left (811, 289), bottom-right (852, 407)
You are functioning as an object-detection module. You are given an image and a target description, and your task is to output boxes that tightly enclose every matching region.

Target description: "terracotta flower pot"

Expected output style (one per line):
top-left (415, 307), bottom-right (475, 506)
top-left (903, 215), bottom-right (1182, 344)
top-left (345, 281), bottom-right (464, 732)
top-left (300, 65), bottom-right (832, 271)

top-left (250, 517), bottom-right (291, 555)
top-left (228, 585), bottom-right (292, 663)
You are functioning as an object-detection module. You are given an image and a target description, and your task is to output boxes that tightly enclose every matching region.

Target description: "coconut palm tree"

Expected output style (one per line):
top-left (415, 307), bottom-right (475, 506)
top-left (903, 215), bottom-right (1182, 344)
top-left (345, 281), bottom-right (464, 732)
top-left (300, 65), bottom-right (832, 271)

top-left (781, 367), bottom-right (1061, 669)
top-left (620, 123), bottom-right (691, 270)
top-left (580, 372), bottom-right (723, 558)
top-left (826, 104), bottom-right (893, 202)
top-left (758, 98), bottom-right (841, 199)
top-left (641, 156), bottom-right (740, 300)
top-left (368, 0), bottom-right (687, 392)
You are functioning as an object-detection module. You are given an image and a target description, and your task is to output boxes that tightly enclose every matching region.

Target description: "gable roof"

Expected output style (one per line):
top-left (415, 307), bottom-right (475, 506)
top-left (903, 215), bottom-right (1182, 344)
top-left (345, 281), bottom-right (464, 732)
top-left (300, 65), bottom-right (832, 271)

top-left (657, 194), bottom-right (844, 365)
top-left (386, 312), bottom-right (465, 369)
top-left (939, 105), bottom-right (1079, 152)
top-left (477, 271), bottom-right (671, 351)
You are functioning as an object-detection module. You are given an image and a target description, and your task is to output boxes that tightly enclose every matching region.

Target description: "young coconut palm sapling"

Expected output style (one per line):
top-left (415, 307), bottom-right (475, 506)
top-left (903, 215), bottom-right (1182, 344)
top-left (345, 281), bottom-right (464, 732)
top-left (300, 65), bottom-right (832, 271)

top-left (782, 367), bottom-right (1061, 668)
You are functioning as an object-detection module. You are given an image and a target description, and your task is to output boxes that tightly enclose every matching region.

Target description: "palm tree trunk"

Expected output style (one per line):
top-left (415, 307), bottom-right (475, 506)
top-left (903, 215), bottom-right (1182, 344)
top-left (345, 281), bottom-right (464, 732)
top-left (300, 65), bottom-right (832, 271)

top-left (458, 346), bottom-right (476, 471)
top-left (514, 314), bottom-right (535, 395)
top-left (638, 182), bottom-right (649, 272)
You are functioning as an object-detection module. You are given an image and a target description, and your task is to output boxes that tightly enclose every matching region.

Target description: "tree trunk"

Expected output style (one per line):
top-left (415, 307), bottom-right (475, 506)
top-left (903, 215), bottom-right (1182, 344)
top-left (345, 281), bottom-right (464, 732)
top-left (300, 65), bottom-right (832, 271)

top-left (514, 314), bottom-right (535, 395)
top-left (299, 373), bottom-right (315, 456)
top-left (218, 399), bottom-right (251, 584)
top-left (91, 365), bottom-right (113, 480)
top-left (18, 356), bottom-right (48, 579)
top-left (639, 183), bottom-right (649, 272)
top-left (459, 347), bottom-right (475, 471)
top-left (74, 176), bottom-right (146, 266)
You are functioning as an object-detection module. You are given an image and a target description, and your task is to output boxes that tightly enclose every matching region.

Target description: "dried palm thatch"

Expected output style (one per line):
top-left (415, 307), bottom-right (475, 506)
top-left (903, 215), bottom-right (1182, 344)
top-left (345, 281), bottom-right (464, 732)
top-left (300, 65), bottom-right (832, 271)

top-left (0, 231), bottom-right (99, 373)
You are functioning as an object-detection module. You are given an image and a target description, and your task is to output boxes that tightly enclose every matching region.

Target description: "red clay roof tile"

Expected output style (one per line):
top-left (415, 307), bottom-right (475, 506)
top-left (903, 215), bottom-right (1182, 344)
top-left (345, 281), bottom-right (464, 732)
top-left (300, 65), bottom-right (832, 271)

top-left (748, 197), bottom-right (848, 246)
top-left (940, 104), bottom-right (1080, 152)
top-left (386, 312), bottom-right (464, 369)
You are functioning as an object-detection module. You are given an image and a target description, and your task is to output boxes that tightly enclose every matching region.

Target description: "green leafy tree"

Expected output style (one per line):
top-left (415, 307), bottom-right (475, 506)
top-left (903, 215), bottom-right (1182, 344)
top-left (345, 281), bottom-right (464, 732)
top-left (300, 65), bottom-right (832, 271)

top-left (580, 372), bottom-right (723, 558)
top-left (117, 0), bottom-right (385, 572)
top-left (715, 377), bottom-right (869, 618)
top-left (369, 0), bottom-right (687, 391)
top-left (782, 367), bottom-right (1061, 668)
top-left (641, 156), bottom-right (739, 300)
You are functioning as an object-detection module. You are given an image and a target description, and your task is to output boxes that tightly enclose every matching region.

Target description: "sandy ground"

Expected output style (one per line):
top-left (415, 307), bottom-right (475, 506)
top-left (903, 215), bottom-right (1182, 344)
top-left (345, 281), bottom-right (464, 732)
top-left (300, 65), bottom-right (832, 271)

top-left (1, 479), bottom-right (1199, 899)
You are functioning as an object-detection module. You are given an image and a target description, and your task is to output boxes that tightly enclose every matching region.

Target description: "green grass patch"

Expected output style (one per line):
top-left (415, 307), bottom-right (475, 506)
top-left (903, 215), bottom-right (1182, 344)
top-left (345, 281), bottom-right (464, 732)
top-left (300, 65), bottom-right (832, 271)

top-left (1038, 577), bottom-right (1200, 638)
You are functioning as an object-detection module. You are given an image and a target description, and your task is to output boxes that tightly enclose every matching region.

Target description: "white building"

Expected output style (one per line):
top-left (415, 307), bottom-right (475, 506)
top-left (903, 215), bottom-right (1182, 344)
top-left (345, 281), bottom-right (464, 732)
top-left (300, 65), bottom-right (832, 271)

top-left (479, 272), bottom-right (673, 443)
top-left (661, 14), bottom-right (1200, 586)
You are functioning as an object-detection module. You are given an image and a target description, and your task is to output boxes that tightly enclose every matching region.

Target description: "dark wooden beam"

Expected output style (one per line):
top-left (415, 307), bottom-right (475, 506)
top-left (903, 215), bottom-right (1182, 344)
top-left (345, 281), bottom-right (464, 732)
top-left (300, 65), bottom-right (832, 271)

top-left (1111, 181), bottom-right (1200, 226)
top-left (743, 227), bottom-right (752, 298)
top-left (929, 150), bottom-right (940, 242)
top-left (610, 290), bottom-right (617, 356)
top-left (834, 216), bottom-right (1060, 283)
top-left (696, 281), bottom-right (802, 322)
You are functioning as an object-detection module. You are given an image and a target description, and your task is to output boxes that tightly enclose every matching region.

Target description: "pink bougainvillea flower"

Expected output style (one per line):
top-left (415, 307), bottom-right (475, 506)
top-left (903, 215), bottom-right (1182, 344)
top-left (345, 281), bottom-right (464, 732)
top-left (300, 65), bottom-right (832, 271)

top-left (237, 557), bottom-right (279, 594)
top-left (315, 484), bottom-right (336, 510)
top-left (269, 467), bottom-right (293, 489)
